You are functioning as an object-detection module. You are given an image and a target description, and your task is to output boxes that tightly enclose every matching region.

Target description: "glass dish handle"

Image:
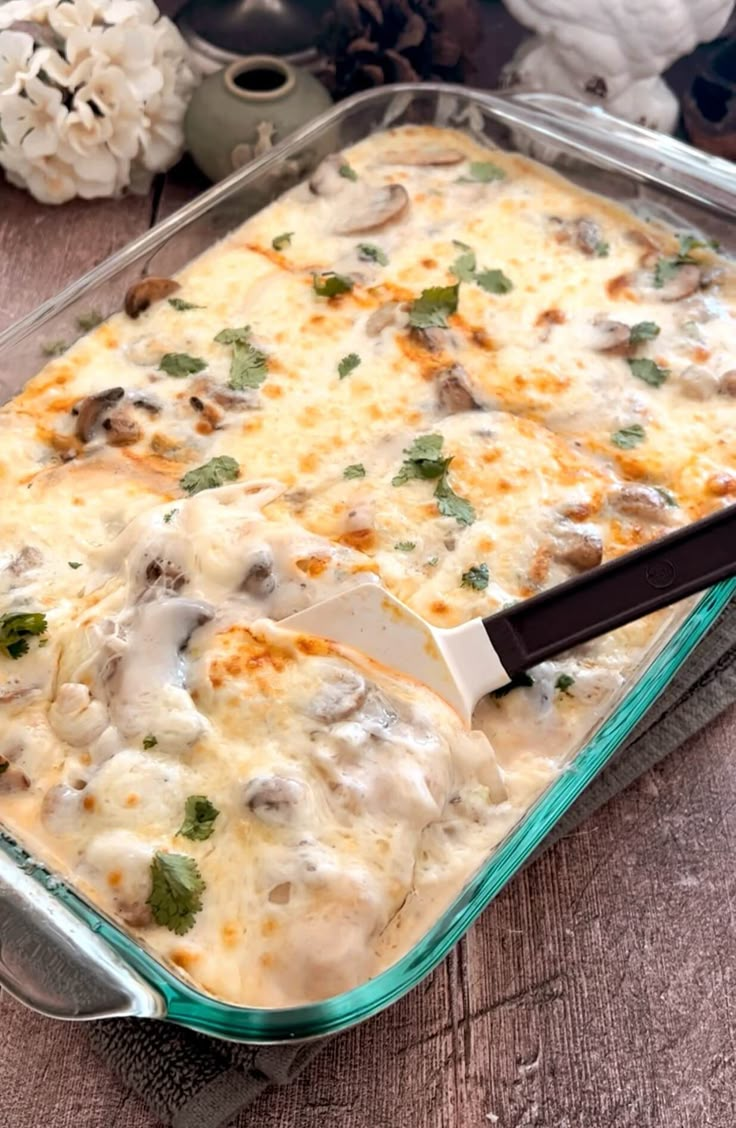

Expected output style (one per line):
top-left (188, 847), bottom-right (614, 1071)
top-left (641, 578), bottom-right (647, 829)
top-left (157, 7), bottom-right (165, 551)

top-left (482, 91), bottom-right (736, 220)
top-left (0, 847), bottom-right (162, 1020)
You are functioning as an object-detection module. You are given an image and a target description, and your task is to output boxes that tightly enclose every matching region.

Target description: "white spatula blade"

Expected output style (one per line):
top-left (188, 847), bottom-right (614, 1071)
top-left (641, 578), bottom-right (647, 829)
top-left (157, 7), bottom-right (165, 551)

top-left (282, 583), bottom-right (509, 724)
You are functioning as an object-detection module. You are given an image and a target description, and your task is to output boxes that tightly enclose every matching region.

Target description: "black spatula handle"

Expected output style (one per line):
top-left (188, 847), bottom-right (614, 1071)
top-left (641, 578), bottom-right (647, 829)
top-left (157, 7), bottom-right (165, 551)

top-left (484, 503), bottom-right (736, 678)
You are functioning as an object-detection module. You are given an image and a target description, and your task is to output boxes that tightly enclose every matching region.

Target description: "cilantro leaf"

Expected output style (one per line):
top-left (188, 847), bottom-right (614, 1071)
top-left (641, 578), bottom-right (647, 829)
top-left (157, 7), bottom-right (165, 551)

top-left (180, 455), bottom-right (240, 495)
top-left (491, 672), bottom-right (534, 698)
top-left (427, 556), bottom-right (439, 567)
top-left (461, 563), bottom-right (489, 590)
top-left (229, 340), bottom-right (268, 389)
top-left (178, 795), bottom-right (220, 841)
top-left (343, 463), bottom-right (366, 479)
top-left (214, 326), bottom-right (251, 345)
top-left (678, 233), bottom-right (717, 257)
top-left (405, 434), bottom-right (445, 461)
top-left (452, 240), bottom-right (473, 251)
top-left (594, 241), bottom-right (610, 258)
top-left (435, 471), bottom-right (476, 526)
top-left (628, 321), bottom-right (660, 345)
top-left (451, 250), bottom-right (477, 282)
top-left (163, 510), bottom-right (176, 524)
top-left (627, 358), bottom-right (669, 387)
top-left (392, 434), bottom-right (475, 525)
top-left (475, 268), bottom-right (513, 294)
top-left (76, 310), bottom-right (103, 331)
top-left (272, 231), bottom-right (293, 251)
top-left (312, 272), bottom-right (354, 298)
top-left (394, 541), bottom-right (416, 552)
top-left (142, 734), bottom-right (158, 750)
top-left (357, 243), bottom-right (388, 265)
top-left (460, 161), bottom-right (506, 183)
top-left (611, 423), bottom-right (646, 449)
top-left (338, 353), bottom-right (361, 379)
top-left (147, 852), bottom-right (205, 936)
top-left (41, 340), bottom-right (68, 357)
top-left (392, 433), bottom-right (448, 485)
top-left (555, 673), bottom-right (575, 693)
top-left (339, 161), bottom-right (358, 180)
top-left (653, 258), bottom-right (681, 288)
top-left (654, 486), bottom-right (678, 507)
top-left (408, 283), bottom-right (459, 329)
top-left (159, 353), bottom-right (206, 378)
top-left (68, 561), bottom-right (82, 569)
top-left (0, 612), bottom-right (47, 661)
top-left (169, 297), bottom-right (203, 311)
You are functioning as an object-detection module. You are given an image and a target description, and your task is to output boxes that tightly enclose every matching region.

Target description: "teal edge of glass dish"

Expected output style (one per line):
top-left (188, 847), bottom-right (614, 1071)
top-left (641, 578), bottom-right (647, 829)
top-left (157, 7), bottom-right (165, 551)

top-left (3, 580), bottom-right (733, 1042)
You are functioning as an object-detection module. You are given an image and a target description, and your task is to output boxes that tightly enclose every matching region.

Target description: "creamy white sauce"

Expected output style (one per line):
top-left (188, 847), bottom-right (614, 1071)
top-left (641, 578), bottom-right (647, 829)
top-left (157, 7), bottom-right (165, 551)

top-left (0, 125), bottom-right (734, 1006)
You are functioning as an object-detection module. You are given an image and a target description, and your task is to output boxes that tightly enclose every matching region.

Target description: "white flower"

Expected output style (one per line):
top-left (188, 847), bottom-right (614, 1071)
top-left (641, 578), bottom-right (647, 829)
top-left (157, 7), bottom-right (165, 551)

top-left (98, 25), bottom-right (162, 100)
top-left (0, 2), bottom-right (57, 32)
top-left (0, 29), bottom-right (40, 94)
top-left (99, 0), bottom-right (160, 24)
top-left (8, 150), bottom-right (78, 203)
top-left (47, 0), bottom-right (97, 38)
top-left (0, 76), bottom-right (66, 157)
top-left (0, 0), bottom-right (199, 204)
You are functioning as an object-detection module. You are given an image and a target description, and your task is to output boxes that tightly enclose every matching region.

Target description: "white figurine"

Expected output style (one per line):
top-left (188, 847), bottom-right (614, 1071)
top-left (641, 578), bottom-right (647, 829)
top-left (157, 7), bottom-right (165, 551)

top-left (501, 0), bottom-right (733, 132)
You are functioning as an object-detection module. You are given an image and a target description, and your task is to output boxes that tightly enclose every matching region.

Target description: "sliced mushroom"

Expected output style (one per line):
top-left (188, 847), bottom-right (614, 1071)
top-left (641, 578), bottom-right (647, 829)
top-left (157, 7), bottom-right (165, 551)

top-left (143, 556), bottom-right (187, 593)
top-left (409, 326), bottom-right (446, 352)
top-left (268, 882), bottom-right (292, 905)
top-left (609, 484), bottom-right (670, 522)
top-left (366, 302), bottom-right (399, 337)
top-left (129, 392), bottom-right (161, 414)
top-left (309, 153), bottom-right (348, 197)
top-left (124, 276), bottom-right (180, 319)
top-left (656, 263), bottom-right (701, 302)
top-left (590, 318), bottom-right (631, 353)
top-left (310, 669), bottom-right (367, 723)
top-left (74, 387), bottom-right (125, 442)
top-left (333, 184), bottom-right (409, 235)
top-left (41, 781), bottom-right (85, 833)
top-left (380, 147), bottom-right (464, 166)
top-left (678, 365), bottom-right (720, 401)
top-left (191, 377), bottom-right (259, 412)
top-left (436, 366), bottom-right (480, 414)
top-left (719, 369), bottom-right (736, 397)
top-left (243, 776), bottom-right (304, 826)
top-left (241, 548), bottom-right (276, 598)
top-left (553, 525), bottom-right (603, 571)
top-left (0, 759), bottom-right (30, 793)
top-left (102, 412), bottom-right (143, 446)
top-left (576, 218), bottom-right (603, 255)
top-left (7, 545), bottom-right (43, 576)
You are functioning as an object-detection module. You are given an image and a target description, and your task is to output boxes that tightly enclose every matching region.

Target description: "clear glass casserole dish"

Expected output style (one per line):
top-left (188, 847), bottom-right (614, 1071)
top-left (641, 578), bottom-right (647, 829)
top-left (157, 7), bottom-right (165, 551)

top-left (0, 83), bottom-right (734, 1043)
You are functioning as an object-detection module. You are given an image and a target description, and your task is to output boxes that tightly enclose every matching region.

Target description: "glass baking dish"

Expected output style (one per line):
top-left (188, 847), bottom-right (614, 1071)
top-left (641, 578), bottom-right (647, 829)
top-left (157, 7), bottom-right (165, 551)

top-left (1, 84), bottom-right (734, 1043)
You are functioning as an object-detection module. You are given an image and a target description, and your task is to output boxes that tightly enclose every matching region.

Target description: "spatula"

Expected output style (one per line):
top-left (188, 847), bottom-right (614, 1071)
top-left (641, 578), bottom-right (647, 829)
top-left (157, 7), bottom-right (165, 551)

top-left (284, 504), bottom-right (736, 724)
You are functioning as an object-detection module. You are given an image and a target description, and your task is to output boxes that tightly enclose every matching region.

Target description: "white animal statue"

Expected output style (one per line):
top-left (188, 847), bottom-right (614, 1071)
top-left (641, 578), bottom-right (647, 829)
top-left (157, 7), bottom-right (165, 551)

top-left (501, 0), bottom-right (734, 132)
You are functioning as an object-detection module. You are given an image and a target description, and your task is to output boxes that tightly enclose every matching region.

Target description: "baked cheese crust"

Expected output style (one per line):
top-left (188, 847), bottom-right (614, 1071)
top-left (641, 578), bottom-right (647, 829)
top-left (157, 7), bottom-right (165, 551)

top-left (1, 125), bottom-right (734, 1006)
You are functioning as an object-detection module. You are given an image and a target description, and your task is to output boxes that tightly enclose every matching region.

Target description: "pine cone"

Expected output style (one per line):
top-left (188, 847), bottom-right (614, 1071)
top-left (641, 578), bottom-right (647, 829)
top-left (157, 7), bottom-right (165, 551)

top-left (318, 0), bottom-right (482, 101)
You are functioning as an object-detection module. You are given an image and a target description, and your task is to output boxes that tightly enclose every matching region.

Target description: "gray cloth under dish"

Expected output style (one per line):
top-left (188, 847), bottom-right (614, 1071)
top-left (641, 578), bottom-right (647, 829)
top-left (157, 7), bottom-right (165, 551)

top-left (87, 599), bottom-right (736, 1128)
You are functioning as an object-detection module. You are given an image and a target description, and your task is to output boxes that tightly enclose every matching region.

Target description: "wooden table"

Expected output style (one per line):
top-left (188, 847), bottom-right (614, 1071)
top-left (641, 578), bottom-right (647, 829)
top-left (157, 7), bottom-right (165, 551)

top-left (2, 12), bottom-right (736, 1126)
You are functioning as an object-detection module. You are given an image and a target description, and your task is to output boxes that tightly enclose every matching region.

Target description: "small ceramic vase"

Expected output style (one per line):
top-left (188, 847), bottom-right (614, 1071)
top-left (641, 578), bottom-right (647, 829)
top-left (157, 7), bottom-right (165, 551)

top-left (184, 55), bottom-right (333, 182)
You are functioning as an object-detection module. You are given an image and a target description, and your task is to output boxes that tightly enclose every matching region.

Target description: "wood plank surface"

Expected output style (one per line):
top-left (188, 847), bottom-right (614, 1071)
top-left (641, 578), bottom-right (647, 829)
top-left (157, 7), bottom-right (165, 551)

top-left (1, 6), bottom-right (735, 1123)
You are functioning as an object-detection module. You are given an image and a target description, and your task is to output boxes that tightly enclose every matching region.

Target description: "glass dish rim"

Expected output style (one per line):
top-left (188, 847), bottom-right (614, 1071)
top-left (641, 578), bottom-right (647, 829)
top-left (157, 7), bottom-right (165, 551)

top-left (1, 82), bottom-right (733, 1042)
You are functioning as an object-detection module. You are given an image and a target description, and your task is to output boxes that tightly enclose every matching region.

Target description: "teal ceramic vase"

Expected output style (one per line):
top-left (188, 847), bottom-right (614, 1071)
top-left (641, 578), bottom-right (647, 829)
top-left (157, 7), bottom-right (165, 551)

top-left (184, 55), bottom-right (333, 182)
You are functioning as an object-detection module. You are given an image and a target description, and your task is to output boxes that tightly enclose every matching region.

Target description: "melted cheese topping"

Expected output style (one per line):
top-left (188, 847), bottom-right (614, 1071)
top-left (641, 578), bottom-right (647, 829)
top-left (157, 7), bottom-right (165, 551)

top-left (1, 125), bottom-right (735, 1007)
